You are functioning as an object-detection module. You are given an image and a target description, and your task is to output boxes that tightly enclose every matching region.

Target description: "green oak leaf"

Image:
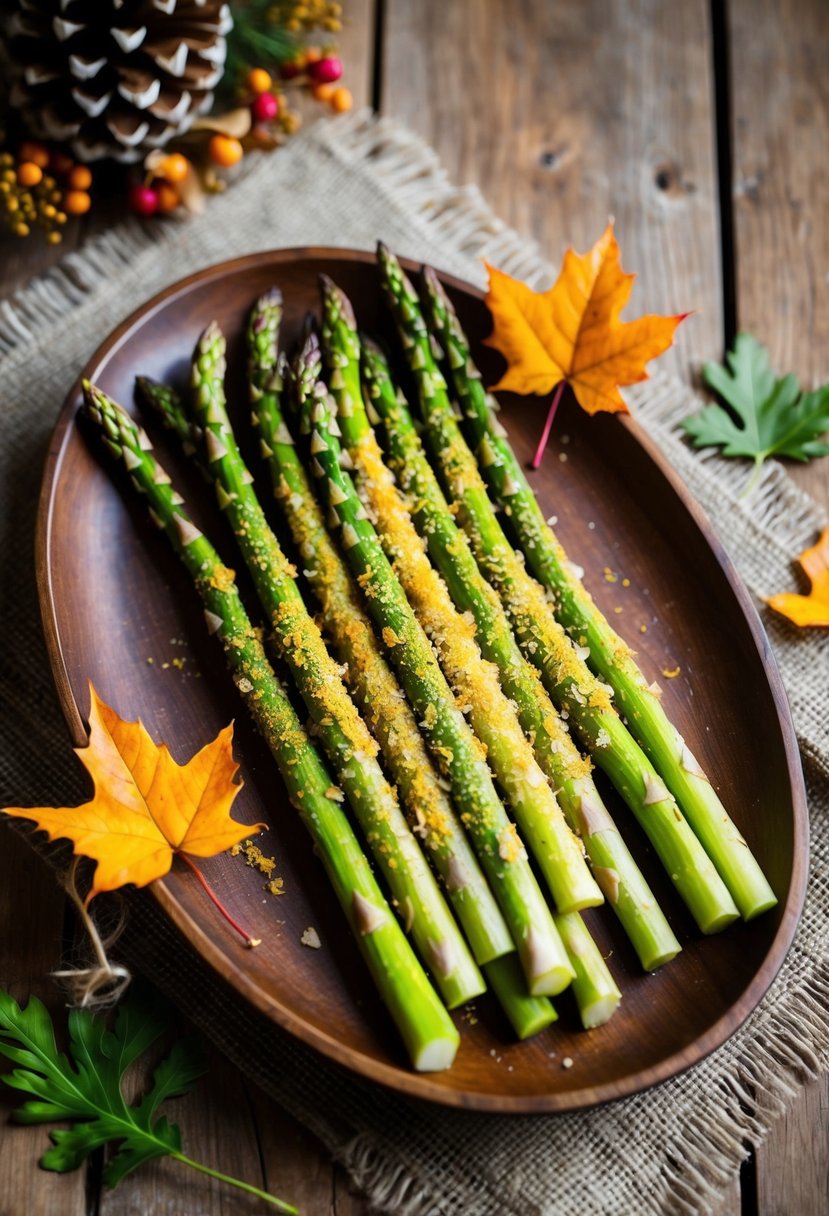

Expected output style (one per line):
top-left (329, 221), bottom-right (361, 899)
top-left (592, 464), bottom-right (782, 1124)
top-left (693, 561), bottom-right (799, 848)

top-left (683, 333), bottom-right (829, 489)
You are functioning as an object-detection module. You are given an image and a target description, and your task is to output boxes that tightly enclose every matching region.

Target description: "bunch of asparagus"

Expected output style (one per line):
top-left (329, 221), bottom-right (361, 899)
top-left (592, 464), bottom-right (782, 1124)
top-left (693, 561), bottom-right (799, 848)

top-left (80, 244), bottom-right (775, 1073)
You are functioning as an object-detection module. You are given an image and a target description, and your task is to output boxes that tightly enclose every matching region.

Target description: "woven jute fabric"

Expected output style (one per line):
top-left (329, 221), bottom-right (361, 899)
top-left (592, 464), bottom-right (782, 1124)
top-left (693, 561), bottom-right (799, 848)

top-left (1, 113), bottom-right (827, 1216)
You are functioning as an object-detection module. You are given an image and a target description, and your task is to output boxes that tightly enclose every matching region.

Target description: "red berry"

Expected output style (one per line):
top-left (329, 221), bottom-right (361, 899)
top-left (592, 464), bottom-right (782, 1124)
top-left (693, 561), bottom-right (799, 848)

top-left (129, 184), bottom-right (158, 216)
top-left (309, 55), bottom-right (343, 84)
top-left (251, 92), bottom-right (279, 123)
top-left (280, 60), bottom-right (301, 80)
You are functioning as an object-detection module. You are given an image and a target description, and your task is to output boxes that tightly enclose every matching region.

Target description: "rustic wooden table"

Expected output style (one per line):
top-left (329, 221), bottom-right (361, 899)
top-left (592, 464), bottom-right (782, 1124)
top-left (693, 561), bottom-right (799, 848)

top-left (2, 2), bottom-right (827, 1213)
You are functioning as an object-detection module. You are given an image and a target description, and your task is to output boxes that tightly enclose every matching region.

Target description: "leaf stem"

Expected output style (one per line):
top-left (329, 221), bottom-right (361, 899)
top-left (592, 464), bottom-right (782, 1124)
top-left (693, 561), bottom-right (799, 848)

top-left (178, 853), bottom-right (261, 948)
top-left (738, 454), bottom-right (765, 500)
top-left (170, 1151), bottom-right (298, 1213)
top-left (531, 381), bottom-right (565, 469)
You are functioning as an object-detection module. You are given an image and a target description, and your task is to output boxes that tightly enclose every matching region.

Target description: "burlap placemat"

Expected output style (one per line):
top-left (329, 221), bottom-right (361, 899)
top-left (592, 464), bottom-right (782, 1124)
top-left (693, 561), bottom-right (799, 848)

top-left (1, 112), bottom-right (827, 1216)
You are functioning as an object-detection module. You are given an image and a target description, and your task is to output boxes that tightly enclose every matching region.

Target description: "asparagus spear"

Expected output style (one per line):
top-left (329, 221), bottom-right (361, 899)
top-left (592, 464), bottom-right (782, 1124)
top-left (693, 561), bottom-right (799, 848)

top-left (81, 382), bottom-right (460, 1073)
top-left (357, 339), bottom-right (680, 971)
top-left (319, 277), bottom-right (602, 919)
top-left (242, 289), bottom-right (513, 968)
top-left (376, 244), bottom-right (739, 935)
top-left (420, 264), bottom-right (777, 922)
top-left (174, 321), bottom-right (485, 1010)
top-left (291, 337), bottom-right (574, 997)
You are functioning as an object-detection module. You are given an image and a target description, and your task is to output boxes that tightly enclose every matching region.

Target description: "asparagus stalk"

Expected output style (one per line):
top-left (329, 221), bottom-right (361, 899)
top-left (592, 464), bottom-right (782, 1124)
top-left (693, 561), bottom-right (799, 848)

top-left (483, 956), bottom-right (558, 1040)
top-left (319, 277), bottom-right (602, 919)
top-left (291, 338), bottom-right (574, 997)
top-left (81, 382), bottom-right (460, 1073)
top-left (420, 265), bottom-right (777, 922)
top-left (358, 339), bottom-right (681, 972)
top-left (377, 244), bottom-right (739, 935)
top-left (242, 289), bottom-right (513, 968)
top-left (174, 321), bottom-right (485, 1010)
top-left (555, 913), bottom-right (621, 1029)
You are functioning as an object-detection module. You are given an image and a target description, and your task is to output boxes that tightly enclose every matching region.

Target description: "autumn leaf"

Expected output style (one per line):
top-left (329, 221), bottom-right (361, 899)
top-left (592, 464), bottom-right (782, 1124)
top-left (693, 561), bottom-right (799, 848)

top-left (765, 527), bottom-right (829, 628)
top-left (484, 223), bottom-right (688, 416)
top-left (2, 685), bottom-right (263, 903)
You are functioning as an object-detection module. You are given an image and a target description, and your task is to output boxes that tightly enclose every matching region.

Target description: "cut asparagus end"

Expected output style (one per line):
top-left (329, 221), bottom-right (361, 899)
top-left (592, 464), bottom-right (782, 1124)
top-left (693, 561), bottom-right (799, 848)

top-left (413, 1033), bottom-right (460, 1073)
top-left (555, 911), bottom-right (622, 1030)
top-left (484, 955), bottom-right (558, 1040)
top-left (640, 940), bottom-right (683, 972)
top-left (701, 906), bottom-right (742, 935)
top-left (579, 992), bottom-right (622, 1031)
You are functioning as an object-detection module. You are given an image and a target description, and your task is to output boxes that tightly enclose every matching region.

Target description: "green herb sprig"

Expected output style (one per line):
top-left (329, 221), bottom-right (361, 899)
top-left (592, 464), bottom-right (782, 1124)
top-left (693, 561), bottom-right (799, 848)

top-left (0, 985), bottom-right (296, 1212)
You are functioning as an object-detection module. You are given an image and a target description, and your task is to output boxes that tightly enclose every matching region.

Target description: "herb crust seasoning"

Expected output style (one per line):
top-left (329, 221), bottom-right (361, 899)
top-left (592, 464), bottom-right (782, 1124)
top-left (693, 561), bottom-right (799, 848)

top-left (81, 380), bottom-right (461, 1073)
top-left (247, 290), bottom-right (512, 967)
top-left (375, 245), bottom-right (739, 936)
top-left (293, 345), bottom-right (574, 997)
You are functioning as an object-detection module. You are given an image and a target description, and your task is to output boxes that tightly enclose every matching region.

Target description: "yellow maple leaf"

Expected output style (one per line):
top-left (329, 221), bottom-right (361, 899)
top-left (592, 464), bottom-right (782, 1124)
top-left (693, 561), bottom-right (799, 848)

top-left (765, 527), bottom-right (829, 628)
top-left (484, 223), bottom-right (688, 414)
top-left (2, 685), bottom-right (263, 902)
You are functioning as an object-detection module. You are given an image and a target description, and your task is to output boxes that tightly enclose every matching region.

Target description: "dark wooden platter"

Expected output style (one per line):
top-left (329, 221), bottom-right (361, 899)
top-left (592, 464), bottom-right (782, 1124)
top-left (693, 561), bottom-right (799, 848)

top-left (37, 248), bottom-right (807, 1113)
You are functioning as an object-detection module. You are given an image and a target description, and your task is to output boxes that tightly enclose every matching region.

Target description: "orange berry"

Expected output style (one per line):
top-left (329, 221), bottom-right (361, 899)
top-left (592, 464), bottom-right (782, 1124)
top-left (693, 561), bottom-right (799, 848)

top-left (64, 190), bottom-right (91, 215)
top-left (208, 134), bottom-right (243, 168)
top-left (155, 182), bottom-right (180, 213)
top-left (246, 67), bottom-right (273, 95)
top-left (19, 141), bottom-right (49, 169)
top-left (312, 82), bottom-right (335, 101)
top-left (68, 164), bottom-right (92, 190)
top-left (330, 86), bottom-right (353, 114)
top-left (17, 161), bottom-right (43, 187)
top-left (304, 46), bottom-right (322, 63)
top-left (159, 152), bottom-right (189, 183)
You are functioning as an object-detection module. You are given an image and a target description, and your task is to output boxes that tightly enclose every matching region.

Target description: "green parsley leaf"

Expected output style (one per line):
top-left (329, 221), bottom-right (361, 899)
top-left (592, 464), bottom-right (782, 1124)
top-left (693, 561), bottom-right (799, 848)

top-left (0, 985), bottom-right (297, 1210)
top-left (0, 984), bottom-right (205, 1184)
top-left (682, 333), bottom-right (829, 484)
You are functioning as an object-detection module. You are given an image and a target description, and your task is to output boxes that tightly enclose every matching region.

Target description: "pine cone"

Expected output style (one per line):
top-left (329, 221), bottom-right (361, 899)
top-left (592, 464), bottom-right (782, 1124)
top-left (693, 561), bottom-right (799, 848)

top-left (3, 1), bottom-right (233, 163)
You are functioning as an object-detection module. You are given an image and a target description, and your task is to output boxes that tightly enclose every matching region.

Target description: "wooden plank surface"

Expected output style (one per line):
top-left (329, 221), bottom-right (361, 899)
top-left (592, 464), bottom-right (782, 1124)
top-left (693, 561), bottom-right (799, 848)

top-left (1, 1), bottom-right (827, 1213)
top-left (381, 0), bottom-right (723, 384)
top-left (727, 2), bottom-right (829, 1211)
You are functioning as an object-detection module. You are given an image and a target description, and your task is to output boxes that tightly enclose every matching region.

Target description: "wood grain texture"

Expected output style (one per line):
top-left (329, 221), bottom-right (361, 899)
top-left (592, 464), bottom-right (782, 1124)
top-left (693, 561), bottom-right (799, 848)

top-left (0, 832), bottom-right (87, 1216)
top-left (728, 0), bottom-right (829, 1203)
top-left (728, 0), bottom-right (829, 524)
top-left (382, 0), bottom-right (722, 383)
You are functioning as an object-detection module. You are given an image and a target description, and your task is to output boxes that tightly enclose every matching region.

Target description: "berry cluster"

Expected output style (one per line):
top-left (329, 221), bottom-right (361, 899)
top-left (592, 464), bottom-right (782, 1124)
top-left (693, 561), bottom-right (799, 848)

top-left (0, 139), bottom-right (91, 242)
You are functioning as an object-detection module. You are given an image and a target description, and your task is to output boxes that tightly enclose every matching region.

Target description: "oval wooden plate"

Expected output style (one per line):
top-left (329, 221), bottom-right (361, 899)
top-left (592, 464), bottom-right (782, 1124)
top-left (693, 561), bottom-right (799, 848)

top-left (38, 248), bottom-right (807, 1113)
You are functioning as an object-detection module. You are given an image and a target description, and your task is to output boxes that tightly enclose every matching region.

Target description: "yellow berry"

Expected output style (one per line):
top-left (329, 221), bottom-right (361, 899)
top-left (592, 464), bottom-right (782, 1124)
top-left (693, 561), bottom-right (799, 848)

top-left (64, 190), bottom-right (91, 215)
top-left (68, 164), bottom-right (92, 190)
top-left (208, 134), bottom-right (244, 167)
top-left (18, 161), bottom-right (43, 187)
top-left (331, 86), bottom-right (353, 113)
top-left (47, 230), bottom-right (62, 244)
top-left (19, 141), bottom-right (49, 168)
top-left (246, 67), bottom-right (273, 95)
top-left (6, 195), bottom-right (18, 212)
top-left (3, 169), bottom-right (16, 183)
top-left (159, 152), bottom-right (189, 183)
top-left (14, 222), bottom-right (30, 237)
top-left (55, 211), bottom-right (67, 224)
top-left (41, 203), bottom-right (56, 218)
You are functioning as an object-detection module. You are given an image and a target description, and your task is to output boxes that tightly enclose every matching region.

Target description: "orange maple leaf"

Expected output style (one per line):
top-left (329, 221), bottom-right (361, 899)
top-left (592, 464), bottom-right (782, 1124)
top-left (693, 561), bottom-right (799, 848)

top-left (484, 223), bottom-right (688, 415)
top-left (2, 685), bottom-right (263, 902)
top-left (765, 527), bottom-right (829, 627)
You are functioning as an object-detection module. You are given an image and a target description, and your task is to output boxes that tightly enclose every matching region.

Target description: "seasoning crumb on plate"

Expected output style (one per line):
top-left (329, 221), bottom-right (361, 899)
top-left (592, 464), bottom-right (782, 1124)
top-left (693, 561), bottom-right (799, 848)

top-left (301, 926), bottom-right (322, 949)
